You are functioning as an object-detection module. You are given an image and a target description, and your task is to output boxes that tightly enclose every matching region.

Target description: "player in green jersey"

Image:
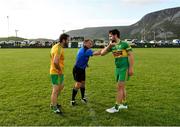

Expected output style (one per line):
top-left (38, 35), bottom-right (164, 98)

top-left (101, 29), bottom-right (134, 113)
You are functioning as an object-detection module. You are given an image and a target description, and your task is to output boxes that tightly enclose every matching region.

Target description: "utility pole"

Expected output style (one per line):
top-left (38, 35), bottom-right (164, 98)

top-left (164, 32), bottom-right (167, 41)
top-left (152, 31), bottom-right (156, 41)
top-left (7, 16), bottom-right (9, 41)
top-left (15, 29), bottom-right (18, 38)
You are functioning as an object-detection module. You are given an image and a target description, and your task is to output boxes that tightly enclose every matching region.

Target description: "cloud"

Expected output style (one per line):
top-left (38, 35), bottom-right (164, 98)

top-left (0, 0), bottom-right (177, 39)
top-left (120, 0), bottom-right (170, 5)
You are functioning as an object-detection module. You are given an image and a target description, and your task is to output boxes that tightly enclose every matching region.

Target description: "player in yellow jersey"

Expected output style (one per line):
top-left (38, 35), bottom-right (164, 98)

top-left (50, 33), bottom-right (69, 114)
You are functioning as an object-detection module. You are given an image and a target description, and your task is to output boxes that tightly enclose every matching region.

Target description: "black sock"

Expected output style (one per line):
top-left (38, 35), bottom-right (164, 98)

top-left (72, 88), bottom-right (78, 101)
top-left (80, 87), bottom-right (85, 99)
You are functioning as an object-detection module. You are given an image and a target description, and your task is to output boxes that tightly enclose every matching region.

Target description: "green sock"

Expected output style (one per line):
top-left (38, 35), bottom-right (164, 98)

top-left (51, 105), bottom-right (58, 111)
top-left (115, 104), bottom-right (119, 110)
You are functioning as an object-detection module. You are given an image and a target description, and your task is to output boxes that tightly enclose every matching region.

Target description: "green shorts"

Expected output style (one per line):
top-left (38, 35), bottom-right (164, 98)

top-left (50, 74), bottom-right (64, 85)
top-left (115, 68), bottom-right (129, 82)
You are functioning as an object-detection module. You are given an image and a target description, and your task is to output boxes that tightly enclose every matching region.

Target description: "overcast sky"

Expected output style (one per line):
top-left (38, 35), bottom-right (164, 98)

top-left (0, 0), bottom-right (179, 39)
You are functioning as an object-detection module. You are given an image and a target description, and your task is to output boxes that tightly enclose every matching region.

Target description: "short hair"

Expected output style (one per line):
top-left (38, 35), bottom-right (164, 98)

top-left (59, 33), bottom-right (69, 43)
top-left (84, 39), bottom-right (93, 44)
top-left (109, 29), bottom-right (120, 38)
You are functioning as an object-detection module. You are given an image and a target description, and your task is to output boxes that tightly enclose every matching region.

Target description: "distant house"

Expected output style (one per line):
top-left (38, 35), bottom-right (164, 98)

top-left (78, 41), bottom-right (83, 48)
top-left (69, 36), bottom-right (84, 48)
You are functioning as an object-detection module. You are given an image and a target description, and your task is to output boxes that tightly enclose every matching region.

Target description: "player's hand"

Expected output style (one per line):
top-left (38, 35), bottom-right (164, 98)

top-left (57, 69), bottom-right (62, 74)
top-left (128, 67), bottom-right (134, 76)
top-left (109, 40), bottom-right (117, 47)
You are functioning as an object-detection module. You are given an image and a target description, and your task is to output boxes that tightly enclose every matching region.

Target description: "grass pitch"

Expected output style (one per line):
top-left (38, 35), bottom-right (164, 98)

top-left (0, 48), bottom-right (179, 126)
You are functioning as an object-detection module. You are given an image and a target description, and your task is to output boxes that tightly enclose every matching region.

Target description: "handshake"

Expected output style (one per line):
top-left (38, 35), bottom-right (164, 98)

top-left (108, 40), bottom-right (117, 47)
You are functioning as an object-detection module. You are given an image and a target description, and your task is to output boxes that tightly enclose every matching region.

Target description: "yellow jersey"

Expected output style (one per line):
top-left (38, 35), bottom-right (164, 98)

top-left (50, 43), bottom-right (64, 74)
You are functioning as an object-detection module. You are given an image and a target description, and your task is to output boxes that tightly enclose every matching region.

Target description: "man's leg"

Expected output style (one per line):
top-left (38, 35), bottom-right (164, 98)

top-left (117, 68), bottom-right (128, 106)
top-left (80, 81), bottom-right (87, 103)
top-left (116, 81), bottom-right (125, 104)
top-left (58, 84), bottom-right (64, 92)
top-left (106, 82), bottom-right (127, 113)
top-left (71, 82), bottom-right (81, 105)
top-left (56, 83), bottom-right (64, 108)
top-left (116, 81), bottom-right (128, 110)
top-left (56, 74), bottom-right (64, 106)
top-left (50, 85), bottom-right (62, 114)
top-left (51, 85), bottom-right (60, 106)
top-left (50, 74), bottom-right (64, 114)
top-left (106, 69), bottom-right (128, 113)
top-left (123, 87), bottom-right (127, 105)
top-left (80, 81), bottom-right (85, 99)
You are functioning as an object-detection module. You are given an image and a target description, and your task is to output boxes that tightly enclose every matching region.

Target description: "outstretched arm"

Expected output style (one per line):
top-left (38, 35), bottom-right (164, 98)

top-left (101, 42), bottom-right (116, 56)
top-left (93, 49), bottom-right (102, 56)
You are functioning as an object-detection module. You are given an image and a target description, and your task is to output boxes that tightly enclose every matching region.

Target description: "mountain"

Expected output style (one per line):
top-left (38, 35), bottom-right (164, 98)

top-left (29, 38), bottom-right (54, 42)
top-left (0, 36), bottom-right (26, 41)
top-left (66, 7), bottom-right (180, 41)
top-left (0, 37), bottom-right (54, 42)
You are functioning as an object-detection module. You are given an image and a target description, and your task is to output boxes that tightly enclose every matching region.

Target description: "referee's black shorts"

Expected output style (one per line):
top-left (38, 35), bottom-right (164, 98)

top-left (73, 66), bottom-right (85, 82)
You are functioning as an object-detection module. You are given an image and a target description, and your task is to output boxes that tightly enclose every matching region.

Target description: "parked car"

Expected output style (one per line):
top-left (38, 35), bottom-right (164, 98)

top-left (172, 39), bottom-right (180, 44)
top-left (158, 40), bottom-right (165, 44)
top-left (149, 40), bottom-right (157, 44)
top-left (140, 40), bottom-right (148, 43)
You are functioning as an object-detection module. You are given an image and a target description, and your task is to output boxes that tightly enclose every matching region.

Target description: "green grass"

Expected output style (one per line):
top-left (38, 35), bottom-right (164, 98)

top-left (0, 48), bottom-right (180, 126)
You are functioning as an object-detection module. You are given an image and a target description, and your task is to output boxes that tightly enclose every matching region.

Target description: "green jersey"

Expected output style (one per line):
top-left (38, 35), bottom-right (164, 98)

top-left (109, 40), bottom-right (132, 68)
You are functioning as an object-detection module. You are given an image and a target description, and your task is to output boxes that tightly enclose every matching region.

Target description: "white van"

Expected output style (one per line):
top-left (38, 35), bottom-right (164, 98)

top-left (172, 39), bottom-right (180, 44)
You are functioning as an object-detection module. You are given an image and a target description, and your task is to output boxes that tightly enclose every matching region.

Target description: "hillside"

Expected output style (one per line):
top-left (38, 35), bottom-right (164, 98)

top-left (66, 7), bottom-right (180, 40)
top-left (0, 37), bottom-right (54, 42)
top-left (0, 37), bottom-right (26, 41)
